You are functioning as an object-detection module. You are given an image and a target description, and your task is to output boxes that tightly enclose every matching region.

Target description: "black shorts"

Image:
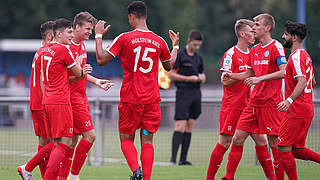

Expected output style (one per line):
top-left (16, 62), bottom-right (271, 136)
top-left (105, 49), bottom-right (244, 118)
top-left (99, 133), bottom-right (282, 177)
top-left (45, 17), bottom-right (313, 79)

top-left (174, 88), bottom-right (202, 120)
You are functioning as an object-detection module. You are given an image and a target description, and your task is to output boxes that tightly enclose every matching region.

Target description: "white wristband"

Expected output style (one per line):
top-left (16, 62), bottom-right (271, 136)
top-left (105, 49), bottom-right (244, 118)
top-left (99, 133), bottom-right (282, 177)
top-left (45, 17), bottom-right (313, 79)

top-left (173, 45), bottom-right (179, 50)
top-left (95, 34), bottom-right (103, 39)
top-left (287, 97), bottom-right (293, 104)
top-left (95, 79), bottom-right (101, 85)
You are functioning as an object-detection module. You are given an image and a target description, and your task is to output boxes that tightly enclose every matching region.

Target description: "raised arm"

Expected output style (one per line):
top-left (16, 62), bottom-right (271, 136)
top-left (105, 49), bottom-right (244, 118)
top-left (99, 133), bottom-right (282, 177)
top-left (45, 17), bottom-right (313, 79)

top-left (162, 30), bottom-right (180, 71)
top-left (95, 20), bottom-right (114, 66)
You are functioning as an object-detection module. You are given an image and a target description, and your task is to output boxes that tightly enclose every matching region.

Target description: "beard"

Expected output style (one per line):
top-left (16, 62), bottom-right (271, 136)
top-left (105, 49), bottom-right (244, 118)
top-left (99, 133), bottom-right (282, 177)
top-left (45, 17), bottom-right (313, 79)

top-left (283, 38), bottom-right (293, 49)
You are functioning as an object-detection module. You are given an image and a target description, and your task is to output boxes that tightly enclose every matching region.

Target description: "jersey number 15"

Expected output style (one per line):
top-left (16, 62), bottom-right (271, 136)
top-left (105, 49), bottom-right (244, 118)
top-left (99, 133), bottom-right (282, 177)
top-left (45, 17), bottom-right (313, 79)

top-left (133, 46), bottom-right (156, 73)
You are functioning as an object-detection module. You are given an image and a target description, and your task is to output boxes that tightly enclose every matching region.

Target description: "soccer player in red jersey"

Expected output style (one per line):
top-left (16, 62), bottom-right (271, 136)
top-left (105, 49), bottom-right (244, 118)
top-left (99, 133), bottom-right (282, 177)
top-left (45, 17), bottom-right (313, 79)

top-left (94, 1), bottom-right (179, 179)
top-left (277, 21), bottom-right (320, 180)
top-left (39, 18), bottom-right (85, 180)
top-left (221, 13), bottom-right (287, 180)
top-left (57, 12), bottom-right (113, 180)
top-left (17, 21), bottom-right (55, 180)
top-left (206, 19), bottom-right (268, 180)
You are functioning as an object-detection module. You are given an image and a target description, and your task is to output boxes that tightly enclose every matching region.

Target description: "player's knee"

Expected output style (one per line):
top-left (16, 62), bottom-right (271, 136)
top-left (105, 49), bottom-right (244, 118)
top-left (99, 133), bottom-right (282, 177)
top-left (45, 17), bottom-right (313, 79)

top-left (85, 133), bottom-right (96, 143)
top-left (232, 135), bottom-right (245, 145)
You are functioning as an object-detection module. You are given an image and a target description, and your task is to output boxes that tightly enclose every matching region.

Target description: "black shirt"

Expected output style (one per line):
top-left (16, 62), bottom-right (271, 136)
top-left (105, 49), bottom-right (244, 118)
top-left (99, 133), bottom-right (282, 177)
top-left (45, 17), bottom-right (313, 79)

top-left (173, 48), bottom-right (204, 89)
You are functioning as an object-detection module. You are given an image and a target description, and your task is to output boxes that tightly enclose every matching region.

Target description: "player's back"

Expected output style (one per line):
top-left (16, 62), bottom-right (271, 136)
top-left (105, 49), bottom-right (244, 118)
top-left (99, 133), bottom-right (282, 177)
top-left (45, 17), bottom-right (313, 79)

top-left (30, 43), bottom-right (51, 110)
top-left (285, 49), bottom-right (314, 118)
top-left (108, 29), bottom-right (171, 104)
top-left (220, 46), bottom-right (251, 110)
top-left (41, 43), bottom-right (76, 105)
top-left (249, 40), bottom-right (285, 106)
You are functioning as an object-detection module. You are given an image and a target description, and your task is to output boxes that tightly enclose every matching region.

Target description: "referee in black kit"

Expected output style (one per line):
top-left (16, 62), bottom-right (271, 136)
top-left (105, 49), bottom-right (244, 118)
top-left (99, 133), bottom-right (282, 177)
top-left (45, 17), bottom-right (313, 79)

top-left (168, 29), bottom-right (206, 165)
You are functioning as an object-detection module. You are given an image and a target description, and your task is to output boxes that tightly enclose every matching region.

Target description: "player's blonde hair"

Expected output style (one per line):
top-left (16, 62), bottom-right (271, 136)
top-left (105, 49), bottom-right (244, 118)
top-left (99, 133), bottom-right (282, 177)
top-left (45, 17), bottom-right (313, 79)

top-left (234, 19), bottom-right (254, 38)
top-left (73, 11), bottom-right (97, 27)
top-left (253, 13), bottom-right (275, 32)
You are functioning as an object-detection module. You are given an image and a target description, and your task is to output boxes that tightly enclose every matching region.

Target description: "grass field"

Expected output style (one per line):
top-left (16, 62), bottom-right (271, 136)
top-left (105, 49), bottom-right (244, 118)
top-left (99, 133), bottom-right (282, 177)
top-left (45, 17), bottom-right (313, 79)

top-left (1, 128), bottom-right (319, 179)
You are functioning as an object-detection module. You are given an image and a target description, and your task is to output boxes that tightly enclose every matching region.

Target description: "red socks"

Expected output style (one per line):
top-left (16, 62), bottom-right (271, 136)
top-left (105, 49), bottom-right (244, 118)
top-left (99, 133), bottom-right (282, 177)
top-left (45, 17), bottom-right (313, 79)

top-left (255, 145), bottom-right (276, 180)
top-left (58, 147), bottom-right (74, 179)
top-left (121, 140), bottom-right (140, 172)
top-left (279, 151), bottom-right (298, 180)
top-left (70, 139), bottom-right (93, 175)
top-left (141, 143), bottom-right (154, 180)
top-left (206, 143), bottom-right (227, 180)
top-left (271, 146), bottom-right (284, 180)
top-left (225, 144), bottom-right (243, 179)
top-left (43, 143), bottom-right (72, 180)
top-left (292, 147), bottom-right (320, 164)
top-left (25, 142), bottom-right (54, 174)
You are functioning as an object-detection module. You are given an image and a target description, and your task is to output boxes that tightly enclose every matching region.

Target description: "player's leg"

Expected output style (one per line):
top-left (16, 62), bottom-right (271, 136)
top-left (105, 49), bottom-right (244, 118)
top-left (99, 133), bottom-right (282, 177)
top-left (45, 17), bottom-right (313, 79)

top-left (179, 90), bottom-right (201, 165)
top-left (58, 135), bottom-right (78, 179)
top-left (251, 134), bottom-right (276, 180)
top-left (206, 134), bottom-right (232, 180)
top-left (278, 146), bottom-right (297, 180)
top-left (43, 104), bottom-right (74, 180)
top-left (118, 102), bottom-right (141, 177)
top-left (68, 130), bottom-right (95, 179)
top-left (140, 130), bottom-right (154, 180)
top-left (68, 103), bottom-right (96, 179)
top-left (222, 130), bottom-right (249, 180)
top-left (291, 117), bottom-right (320, 164)
top-left (179, 118), bottom-right (195, 165)
top-left (267, 135), bottom-right (283, 180)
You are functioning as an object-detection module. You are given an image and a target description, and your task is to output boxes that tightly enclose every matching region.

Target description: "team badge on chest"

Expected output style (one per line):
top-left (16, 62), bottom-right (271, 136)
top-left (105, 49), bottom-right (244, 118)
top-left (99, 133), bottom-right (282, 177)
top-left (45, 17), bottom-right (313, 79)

top-left (264, 51), bottom-right (269, 57)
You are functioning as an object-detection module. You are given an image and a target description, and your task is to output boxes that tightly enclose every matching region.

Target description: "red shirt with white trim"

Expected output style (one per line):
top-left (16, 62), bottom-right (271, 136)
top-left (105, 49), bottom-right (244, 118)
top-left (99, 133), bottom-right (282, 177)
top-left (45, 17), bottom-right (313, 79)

top-left (220, 46), bottom-right (251, 110)
top-left (107, 29), bottom-right (171, 104)
top-left (248, 40), bottom-right (286, 106)
top-left (68, 41), bottom-right (88, 104)
top-left (30, 43), bottom-right (52, 110)
top-left (41, 42), bottom-right (77, 105)
top-left (285, 49), bottom-right (314, 118)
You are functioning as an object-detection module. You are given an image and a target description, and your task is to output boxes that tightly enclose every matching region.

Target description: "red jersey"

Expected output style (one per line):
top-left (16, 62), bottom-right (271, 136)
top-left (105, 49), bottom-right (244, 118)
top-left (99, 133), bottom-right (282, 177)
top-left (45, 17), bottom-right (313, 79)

top-left (41, 42), bottom-right (77, 105)
top-left (285, 49), bottom-right (314, 118)
top-left (30, 43), bottom-right (50, 110)
top-left (220, 46), bottom-right (251, 110)
top-left (248, 40), bottom-right (286, 106)
top-left (68, 41), bottom-right (88, 104)
top-left (107, 29), bottom-right (171, 104)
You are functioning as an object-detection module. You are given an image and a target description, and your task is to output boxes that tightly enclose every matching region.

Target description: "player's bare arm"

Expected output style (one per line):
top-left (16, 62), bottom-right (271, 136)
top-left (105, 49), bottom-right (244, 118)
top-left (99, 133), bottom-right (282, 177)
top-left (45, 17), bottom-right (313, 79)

top-left (70, 61), bottom-right (85, 78)
top-left (277, 76), bottom-right (307, 112)
top-left (244, 64), bottom-right (286, 87)
top-left (221, 71), bottom-right (240, 87)
top-left (312, 75), bottom-right (316, 88)
top-left (168, 70), bottom-right (201, 83)
top-left (199, 73), bottom-right (206, 83)
top-left (95, 20), bottom-right (113, 66)
top-left (69, 64), bottom-right (92, 83)
top-left (162, 30), bottom-right (180, 71)
top-left (87, 74), bottom-right (114, 91)
top-left (223, 68), bottom-right (254, 82)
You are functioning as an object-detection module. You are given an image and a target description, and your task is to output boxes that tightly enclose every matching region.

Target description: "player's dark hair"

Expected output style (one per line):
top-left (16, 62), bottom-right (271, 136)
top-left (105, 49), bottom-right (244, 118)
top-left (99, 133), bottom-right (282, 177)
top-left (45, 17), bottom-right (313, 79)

top-left (53, 18), bottom-right (73, 37)
top-left (127, 1), bottom-right (147, 19)
top-left (254, 13), bottom-right (275, 32)
top-left (284, 20), bottom-right (307, 41)
top-left (188, 29), bottom-right (203, 41)
top-left (73, 11), bottom-right (97, 28)
top-left (40, 21), bottom-right (55, 40)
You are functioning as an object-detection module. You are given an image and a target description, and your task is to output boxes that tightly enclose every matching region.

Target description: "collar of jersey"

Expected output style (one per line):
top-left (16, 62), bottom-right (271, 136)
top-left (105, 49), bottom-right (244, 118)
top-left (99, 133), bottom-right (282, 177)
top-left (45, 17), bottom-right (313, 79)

top-left (235, 46), bottom-right (249, 54)
top-left (135, 28), bottom-right (151, 32)
top-left (71, 40), bottom-right (81, 46)
top-left (260, 39), bottom-right (274, 48)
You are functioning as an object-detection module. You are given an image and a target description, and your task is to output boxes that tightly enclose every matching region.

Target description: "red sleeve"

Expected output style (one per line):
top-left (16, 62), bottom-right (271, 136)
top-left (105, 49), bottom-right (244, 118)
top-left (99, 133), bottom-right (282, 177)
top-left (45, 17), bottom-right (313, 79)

top-left (159, 38), bottom-right (171, 62)
top-left (106, 33), bottom-right (125, 57)
top-left (220, 48), bottom-right (235, 73)
top-left (273, 41), bottom-right (286, 62)
top-left (291, 51), bottom-right (306, 78)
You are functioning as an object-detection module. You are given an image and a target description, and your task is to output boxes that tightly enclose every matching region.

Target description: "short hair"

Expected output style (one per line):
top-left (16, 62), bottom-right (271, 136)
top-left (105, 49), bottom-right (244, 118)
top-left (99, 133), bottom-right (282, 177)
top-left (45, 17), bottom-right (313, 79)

top-left (188, 29), bottom-right (203, 41)
top-left (234, 19), bottom-right (254, 38)
top-left (73, 11), bottom-right (97, 27)
top-left (284, 20), bottom-right (307, 41)
top-left (40, 21), bottom-right (55, 40)
top-left (253, 13), bottom-right (275, 32)
top-left (53, 18), bottom-right (73, 36)
top-left (127, 1), bottom-right (147, 19)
